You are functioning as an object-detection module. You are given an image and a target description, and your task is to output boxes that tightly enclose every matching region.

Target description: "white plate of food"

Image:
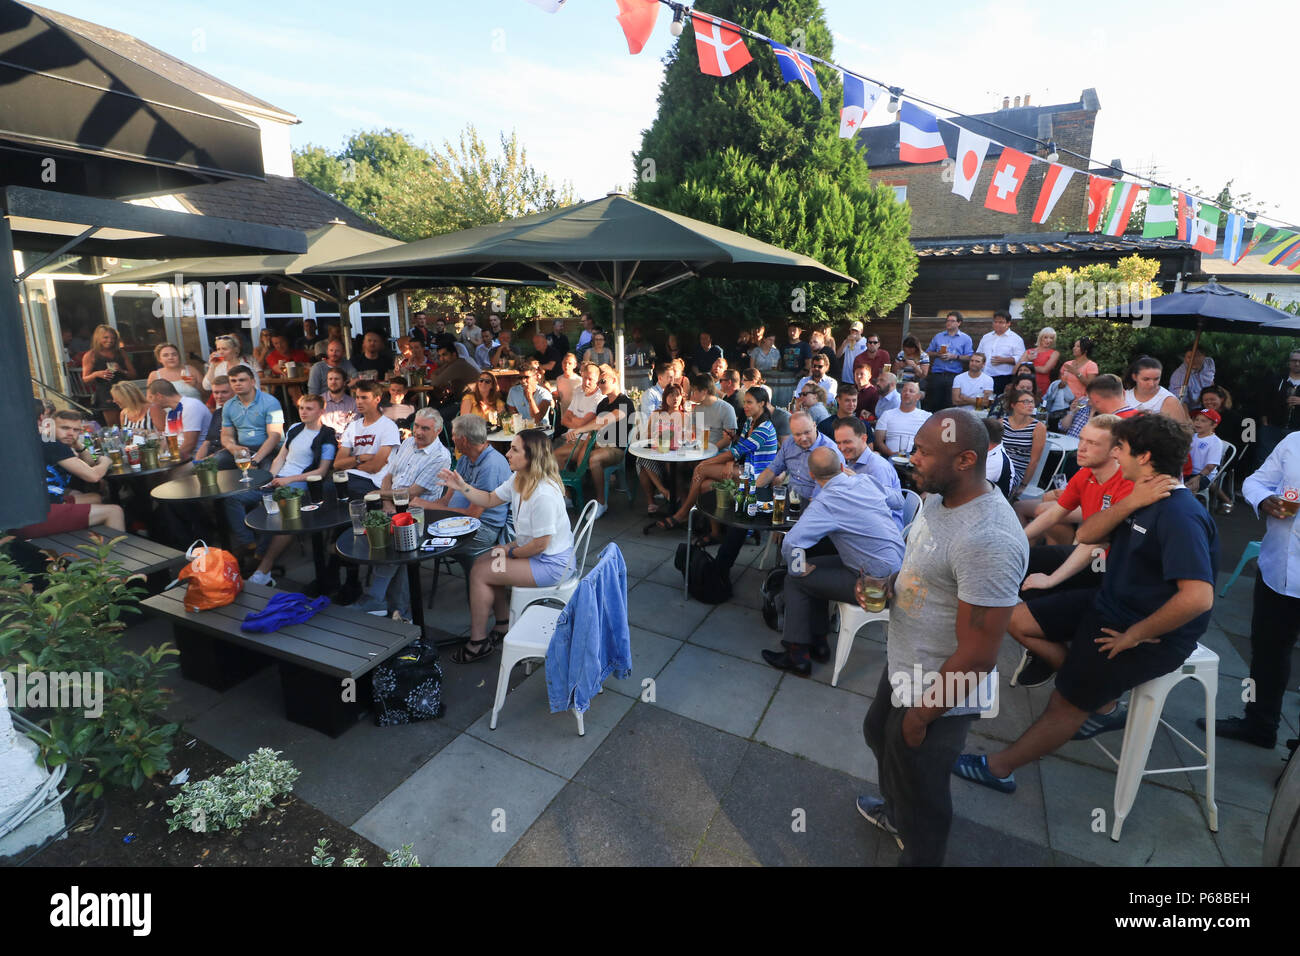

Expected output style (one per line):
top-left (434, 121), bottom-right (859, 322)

top-left (428, 516), bottom-right (481, 537)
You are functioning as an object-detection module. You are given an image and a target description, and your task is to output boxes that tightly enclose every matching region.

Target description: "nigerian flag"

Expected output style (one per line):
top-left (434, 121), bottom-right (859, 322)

top-left (1143, 187), bottom-right (1176, 237)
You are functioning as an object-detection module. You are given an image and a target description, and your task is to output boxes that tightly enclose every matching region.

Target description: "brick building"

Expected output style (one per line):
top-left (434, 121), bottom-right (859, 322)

top-left (861, 90), bottom-right (1102, 238)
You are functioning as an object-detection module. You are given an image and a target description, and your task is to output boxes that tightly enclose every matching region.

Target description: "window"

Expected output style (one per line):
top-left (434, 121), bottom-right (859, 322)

top-left (892, 185), bottom-right (907, 203)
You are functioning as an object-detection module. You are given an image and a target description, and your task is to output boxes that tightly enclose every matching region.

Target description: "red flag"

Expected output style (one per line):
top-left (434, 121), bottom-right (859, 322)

top-left (1032, 163), bottom-right (1076, 224)
top-left (984, 148), bottom-right (1033, 214)
top-left (615, 0), bottom-right (659, 54)
top-left (692, 12), bottom-right (752, 77)
top-left (1086, 175), bottom-right (1113, 231)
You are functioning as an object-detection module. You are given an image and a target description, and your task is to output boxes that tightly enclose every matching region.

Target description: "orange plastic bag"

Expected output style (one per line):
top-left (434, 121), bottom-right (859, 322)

top-left (177, 541), bottom-right (244, 612)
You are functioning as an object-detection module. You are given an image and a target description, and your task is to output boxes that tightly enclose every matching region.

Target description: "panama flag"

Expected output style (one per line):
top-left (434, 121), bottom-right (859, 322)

top-left (984, 147), bottom-right (1033, 214)
top-left (1101, 181), bottom-right (1141, 236)
top-left (949, 125), bottom-right (992, 199)
top-left (1086, 176), bottom-right (1113, 231)
top-left (1031, 163), bottom-right (1076, 224)
top-left (1176, 192), bottom-right (1196, 242)
top-left (839, 73), bottom-right (885, 138)
top-left (1220, 213), bottom-right (1246, 262)
top-left (898, 102), bottom-right (947, 163)
top-left (693, 13), bottom-right (752, 76)
top-left (769, 41), bottom-right (821, 100)
top-left (1142, 187), bottom-right (1176, 237)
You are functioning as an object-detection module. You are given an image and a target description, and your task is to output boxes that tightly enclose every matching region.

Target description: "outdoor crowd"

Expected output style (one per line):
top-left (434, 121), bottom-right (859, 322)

top-left (15, 309), bottom-right (1300, 865)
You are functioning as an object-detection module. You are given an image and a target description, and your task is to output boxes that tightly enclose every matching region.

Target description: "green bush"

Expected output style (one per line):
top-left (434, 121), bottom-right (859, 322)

top-left (0, 539), bottom-right (179, 803)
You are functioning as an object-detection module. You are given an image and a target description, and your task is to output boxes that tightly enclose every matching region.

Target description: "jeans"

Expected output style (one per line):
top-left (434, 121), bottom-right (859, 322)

top-left (864, 667), bottom-right (975, 866)
top-left (366, 521), bottom-right (504, 614)
top-left (1245, 575), bottom-right (1300, 732)
top-left (222, 481), bottom-right (306, 549)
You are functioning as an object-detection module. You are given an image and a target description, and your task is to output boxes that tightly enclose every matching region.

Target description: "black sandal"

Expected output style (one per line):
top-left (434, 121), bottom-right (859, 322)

top-left (488, 624), bottom-right (509, 647)
top-left (647, 515), bottom-right (683, 534)
top-left (451, 637), bottom-right (496, 664)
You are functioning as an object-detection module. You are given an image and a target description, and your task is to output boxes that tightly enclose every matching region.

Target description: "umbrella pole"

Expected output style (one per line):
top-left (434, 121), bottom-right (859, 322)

top-left (612, 261), bottom-right (626, 392)
top-left (335, 275), bottom-right (353, 361)
top-left (1179, 322), bottom-right (1203, 402)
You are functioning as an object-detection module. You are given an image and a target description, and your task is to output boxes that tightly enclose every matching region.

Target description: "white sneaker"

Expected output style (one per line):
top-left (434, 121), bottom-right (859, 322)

top-left (594, 502), bottom-right (608, 519)
top-left (248, 570), bottom-right (275, 587)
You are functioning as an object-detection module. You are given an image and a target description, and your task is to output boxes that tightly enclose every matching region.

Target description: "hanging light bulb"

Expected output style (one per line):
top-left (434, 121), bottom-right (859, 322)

top-left (886, 88), bottom-right (901, 113)
top-left (670, 6), bottom-right (685, 36)
top-left (1046, 140), bottom-right (1059, 163)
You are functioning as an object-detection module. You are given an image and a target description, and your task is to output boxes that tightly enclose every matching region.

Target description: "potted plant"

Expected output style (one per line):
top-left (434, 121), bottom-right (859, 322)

top-left (273, 484), bottom-right (304, 521)
top-left (363, 508), bottom-right (391, 549)
top-left (140, 437), bottom-right (160, 470)
top-left (713, 478), bottom-right (737, 515)
top-left (194, 456), bottom-right (220, 490)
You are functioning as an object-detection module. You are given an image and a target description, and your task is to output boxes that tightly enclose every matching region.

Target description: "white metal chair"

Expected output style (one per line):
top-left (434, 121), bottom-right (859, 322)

top-left (830, 602), bottom-right (889, 687)
top-left (1091, 642), bottom-right (1219, 841)
top-left (490, 601), bottom-right (590, 733)
top-left (902, 489), bottom-right (922, 525)
top-left (1194, 441), bottom-right (1237, 511)
top-left (507, 499), bottom-right (598, 627)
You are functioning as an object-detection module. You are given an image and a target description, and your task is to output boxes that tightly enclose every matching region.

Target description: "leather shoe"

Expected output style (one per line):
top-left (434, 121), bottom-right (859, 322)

top-left (810, 642), bottom-right (831, 664)
top-left (762, 649), bottom-right (811, 676)
top-left (1196, 716), bottom-right (1276, 749)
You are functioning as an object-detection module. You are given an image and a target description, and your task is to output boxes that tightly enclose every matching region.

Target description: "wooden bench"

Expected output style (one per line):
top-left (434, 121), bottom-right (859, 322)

top-left (29, 528), bottom-right (187, 591)
top-left (142, 582), bottom-right (420, 736)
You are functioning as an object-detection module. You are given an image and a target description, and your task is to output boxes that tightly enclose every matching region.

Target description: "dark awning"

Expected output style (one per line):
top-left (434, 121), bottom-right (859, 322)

top-left (0, 0), bottom-right (264, 198)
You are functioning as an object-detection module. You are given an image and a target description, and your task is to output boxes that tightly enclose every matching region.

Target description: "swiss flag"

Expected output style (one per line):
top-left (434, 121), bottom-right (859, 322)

top-left (1087, 176), bottom-right (1114, 231)
top-left (615, 0), bottom-right (659, 55)
top-left (692, 13), bottom-right (752, 77)
top-left (984, 148), bottom-right (1033, 214)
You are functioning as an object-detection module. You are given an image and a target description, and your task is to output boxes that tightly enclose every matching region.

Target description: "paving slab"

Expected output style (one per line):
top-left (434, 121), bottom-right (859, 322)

top-left (809, 636), bottom-right (888, 698)
top-left (1198, 622), bottom-right (1250, 679)
top-left (626, 579), bottom-right (715, 637)
top-left (730, 565), bottom-right (770, 610)
top-left (691, 840), bottom-right (761, 866)
top-left (618, 544), bottom-right (675, 582)
top-left (945, 814), bottom-right (1055, 866)
top-left (701, 742), bottom-right (877, 866)
top-left (573, 703), bottom-right (747, 835)
top-left (1038, 754), bottom-right (1223, 866)
top-left (186, 667), bottom-right (459, 826)
top-left (467, 670), bottom-right (634, 778)
top-left (689, 602), bottom-right (774, 665)
top-left (500, 780), bottom-right (698, 866)
top-left (753, 674), bottom-right (877, 781)
top-left (956, 731), bottom-right (1052, 846)
top-left (1211, 803), bottom-right (1268, 867)
top-left (432, 646), bottom-right (530, 732)
top-left (606, 626), bottom-right (682, 699)
top-left (653, 643), bottom-right (780, 738)
top-left (352, 733), bottom-right (565, 867)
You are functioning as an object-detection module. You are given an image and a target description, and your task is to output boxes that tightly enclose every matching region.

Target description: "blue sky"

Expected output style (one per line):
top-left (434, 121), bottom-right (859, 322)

top-left (41, 0), bottom-right (1300, 225)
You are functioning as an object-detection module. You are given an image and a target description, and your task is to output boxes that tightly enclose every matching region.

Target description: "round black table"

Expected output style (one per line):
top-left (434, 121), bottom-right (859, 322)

top-left (685, 489), bottom-right (799, 599)
top-left (103, 458), bottom-right (191, 505)
top-left (333, 509), bottom-right (472, 640)
top-left (151, 468), bottom-right (272, 550)
top-left (245, 497), bottom-right (352, 588)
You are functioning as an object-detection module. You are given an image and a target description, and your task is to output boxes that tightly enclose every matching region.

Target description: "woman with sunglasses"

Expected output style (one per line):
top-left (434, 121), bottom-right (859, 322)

top-left (1001, 387), bottom-right (1046, 499)
top-left (561, 364), bottom-right (634, 519)
top-left (437, 430), bottom-right (574, 663)
top-left (460, 371), bottom-right (506, 425)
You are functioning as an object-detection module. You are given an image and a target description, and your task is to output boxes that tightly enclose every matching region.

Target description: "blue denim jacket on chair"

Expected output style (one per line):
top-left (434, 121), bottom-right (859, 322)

top-left (545, 543), bottom-right (632, 714)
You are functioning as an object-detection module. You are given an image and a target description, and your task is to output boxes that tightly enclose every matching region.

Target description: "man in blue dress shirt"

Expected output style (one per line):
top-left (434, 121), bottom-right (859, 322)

top-left (924, 311), bottom-right (973, 412)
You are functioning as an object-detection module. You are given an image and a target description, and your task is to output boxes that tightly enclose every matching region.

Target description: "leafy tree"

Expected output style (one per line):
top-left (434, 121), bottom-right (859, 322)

top-left (630, 0), bottom-right (915, 335)
top-left (294, 127), bottom-right (582, 323)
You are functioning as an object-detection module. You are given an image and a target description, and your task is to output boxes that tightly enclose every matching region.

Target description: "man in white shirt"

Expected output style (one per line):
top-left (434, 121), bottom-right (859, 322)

top-left (1202, 430), bottom-right (1300, 750)
top-left (557, 362), bottom-right (603, 445)
top-left (335, 380), bottom-right (401, 497)
top-left (836, 320), bottom-right (869, 385)
top-left (874, 382), bottom-right (931, 456)
top-left (951, 352), bottom-right (995, 409)
top-left (976, 311), bottom-right (1026, 397)
top-left (795, 354), bottom-right (838, 402)
top-left (146, 379), bottom-right (211, 461)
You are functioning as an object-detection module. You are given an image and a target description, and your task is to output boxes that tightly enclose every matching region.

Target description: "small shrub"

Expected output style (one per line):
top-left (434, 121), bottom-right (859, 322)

top-left (166, 748), bottom-right (300, 834)
top-left (311, 838), bottom-right (420, 867)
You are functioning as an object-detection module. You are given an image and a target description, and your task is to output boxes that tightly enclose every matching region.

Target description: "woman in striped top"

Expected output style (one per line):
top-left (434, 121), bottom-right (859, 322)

top-left (650, 387), bottom-right (777, 533)
top-left (1001, 391), bottom-right (1046, 499)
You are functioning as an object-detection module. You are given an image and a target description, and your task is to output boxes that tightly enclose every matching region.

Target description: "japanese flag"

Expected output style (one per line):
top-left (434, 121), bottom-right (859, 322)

top-left (951, 125), bottom-right (992, 201)
top-left (984, 148), bottom-right (1034, 214)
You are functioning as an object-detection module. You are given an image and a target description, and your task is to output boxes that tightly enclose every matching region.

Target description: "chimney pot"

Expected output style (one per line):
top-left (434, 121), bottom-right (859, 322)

top-left (1024, 93), bottom-right (1031, 106)
top-left (1002, 96), bottom-right (1010, 109)
top-left (1013, 95), bottom-right (1021, 108)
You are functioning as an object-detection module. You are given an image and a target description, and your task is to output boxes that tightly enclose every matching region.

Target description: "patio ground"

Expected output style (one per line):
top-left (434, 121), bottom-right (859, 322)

top-left (121, 488), bottom-right (1297, 866)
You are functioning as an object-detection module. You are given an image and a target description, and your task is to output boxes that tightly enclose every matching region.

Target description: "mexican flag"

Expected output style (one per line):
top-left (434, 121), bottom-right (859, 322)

top-left (1143, 187), bottom-right (1176, 237)
top-left (1193, 205), bottom-right (1221, 254)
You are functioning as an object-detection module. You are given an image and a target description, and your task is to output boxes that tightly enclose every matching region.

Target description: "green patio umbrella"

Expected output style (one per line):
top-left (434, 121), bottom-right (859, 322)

top-left (305, 192), bottom-right (856, 374)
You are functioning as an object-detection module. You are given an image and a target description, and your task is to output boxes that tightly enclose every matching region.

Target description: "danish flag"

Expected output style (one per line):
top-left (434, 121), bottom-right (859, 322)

top-left (692, 13), bottom-right (752, 77)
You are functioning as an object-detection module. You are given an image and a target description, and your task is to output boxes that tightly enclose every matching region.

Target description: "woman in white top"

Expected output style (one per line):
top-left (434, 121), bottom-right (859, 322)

top-left (437, 429), bottom-right (575, 664)
top-left (203, 333), bottom-right (260, 391)
top-left (148, 342), bottom-right (206, 402)
top-left (1125, 355), bottom-right (1188, 421)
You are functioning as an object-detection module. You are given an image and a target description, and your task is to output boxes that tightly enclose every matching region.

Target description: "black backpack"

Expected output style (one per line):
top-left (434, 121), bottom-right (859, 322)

top-left (674, 543), bottom-right (733, 604)
top-left (371, 641), bottom-right (446, 726)
top-left (760, 567), bottom-right (787, 631)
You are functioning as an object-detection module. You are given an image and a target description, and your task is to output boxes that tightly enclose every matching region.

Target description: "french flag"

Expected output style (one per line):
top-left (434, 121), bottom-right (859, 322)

top-left (1032, 163), bottom-right (1075, 224)
top-left (898, 102), bottom-right (947, 163)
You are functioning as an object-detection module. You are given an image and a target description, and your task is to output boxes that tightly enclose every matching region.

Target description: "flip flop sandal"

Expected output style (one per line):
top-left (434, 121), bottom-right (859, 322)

top-left (451, 637), bottom-right (496, 664)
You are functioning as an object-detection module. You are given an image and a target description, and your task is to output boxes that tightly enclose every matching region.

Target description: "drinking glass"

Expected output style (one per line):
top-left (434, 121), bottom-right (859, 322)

top-left (856, 574), bottom-right (889, 613)
top-left (409, 506), bottom-right (425, 536)
top-left (1280, 489), bottom-right (1300, 518)
top-left (787, 485), bottom-right (802, 515)
top-left (392, 486), bottom-right (410, 513)
top-left (364, 491), bottom-right (383, 512)
top-left (262, 493), bottom-right (279, 516)
top-left (349, 500), bottom-right (367, 535)
top-left (306, 475), bottom-right (324, 505)
top-left (236, 449), bottom-right (252, 483)
top-left (332, 471), bottom-right (350, 503)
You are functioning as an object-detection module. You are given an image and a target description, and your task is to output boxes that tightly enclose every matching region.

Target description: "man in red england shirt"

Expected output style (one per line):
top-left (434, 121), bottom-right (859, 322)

top-left (1009, 413), bottom-right (1132, 685)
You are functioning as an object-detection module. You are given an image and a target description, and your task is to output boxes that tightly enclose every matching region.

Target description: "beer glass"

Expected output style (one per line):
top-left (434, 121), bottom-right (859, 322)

top-left (364, 491), bottom-right (383, 512)
top-left (236, 449), bottom-right (252, 483)
top-left (349, 500), bottom-right (367, 535)
top-left (332, 471), bottom-right (350, 503)
top-left (393, 486), bottom-right (410, 513)
top-left (856, 574), bottom-right (889, 613)
top-left (306, 475), bottom-right (324, 505)
top-left (1279, 490), bottom-right (1300, 518)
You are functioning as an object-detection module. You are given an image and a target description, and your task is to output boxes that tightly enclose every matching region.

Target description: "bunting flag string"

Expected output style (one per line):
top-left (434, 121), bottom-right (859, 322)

top-left (555, 0), bottom-right (1300, 255)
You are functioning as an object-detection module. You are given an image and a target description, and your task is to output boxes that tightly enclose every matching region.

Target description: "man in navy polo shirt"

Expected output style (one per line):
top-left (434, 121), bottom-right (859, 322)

top-left (924, 311), bottom-right (973, 412)
top-left (953, 414), bottom-right (1217, 794)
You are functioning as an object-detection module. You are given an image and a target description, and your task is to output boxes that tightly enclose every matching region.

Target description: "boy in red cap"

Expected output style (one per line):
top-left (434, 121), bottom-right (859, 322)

top-left (1185, 407), bottom-right (1225, 497)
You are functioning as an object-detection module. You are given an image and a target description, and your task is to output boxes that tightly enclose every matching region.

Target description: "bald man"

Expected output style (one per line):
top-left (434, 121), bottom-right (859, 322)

top-left (856, 408), bottom-right (1028, 866)
top-left (761, 446), bottom-right (904, 677)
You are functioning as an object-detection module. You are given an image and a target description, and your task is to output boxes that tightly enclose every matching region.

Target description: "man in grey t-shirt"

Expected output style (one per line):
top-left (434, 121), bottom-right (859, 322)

top-left (858, 408), bottom-right (1028, 865)
top-left (687, 375), bottom-right (737, 450)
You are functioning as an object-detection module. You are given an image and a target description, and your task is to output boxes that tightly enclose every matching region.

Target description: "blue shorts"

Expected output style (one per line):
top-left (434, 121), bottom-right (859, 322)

top-left (528, 548), bottom-right (574, 587)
